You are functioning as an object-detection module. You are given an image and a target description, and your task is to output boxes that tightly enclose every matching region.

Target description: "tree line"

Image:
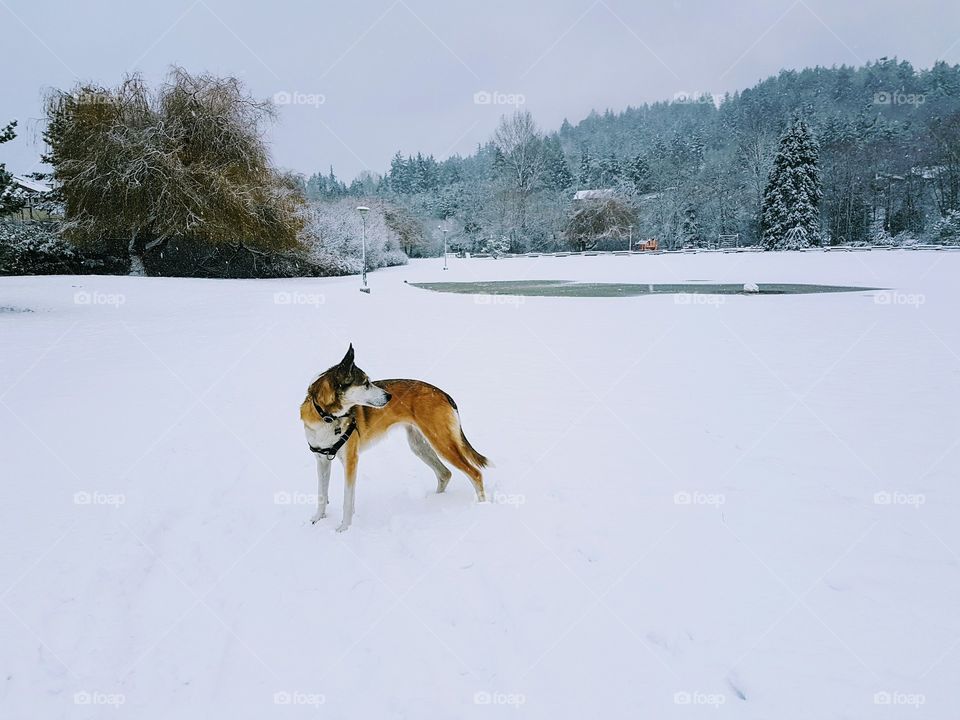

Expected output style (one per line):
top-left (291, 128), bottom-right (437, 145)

top-left (311, 58), bottom-right (960, 253)
top-left (3, 58), bottom-right (959, 279)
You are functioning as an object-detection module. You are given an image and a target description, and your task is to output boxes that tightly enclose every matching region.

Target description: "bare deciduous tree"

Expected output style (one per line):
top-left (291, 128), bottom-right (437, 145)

top-left (493, 111), bottom-right (546, 245)
top-left (738, 128), bottom-right (778, 241)
top-left (565, 197), bottom-right (637, 250)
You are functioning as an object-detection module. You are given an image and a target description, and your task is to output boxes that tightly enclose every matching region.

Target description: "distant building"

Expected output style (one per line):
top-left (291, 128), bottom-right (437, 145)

top-left (8, 175), bottom-right (59, 221)
top-left (12, 175), bottom-right (51, 194)
top-left (573, 189), bottom-right (615, 201)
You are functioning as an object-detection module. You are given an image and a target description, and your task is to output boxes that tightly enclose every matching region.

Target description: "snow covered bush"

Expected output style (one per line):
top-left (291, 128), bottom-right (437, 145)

top-left (0, 222), bottom-right (74, 274)
top-left (931, 210), bottom-right (960, 245)
top-left (869, 219), bottom-right (896, 246)
top-left (863, 220), bottom-right (923, 247)
top-left (476, 236), bottom-right (511, 255)
top-left (0, 221), bottom-right (128, 275)
top-left (300, 199), bottom-right (407, 276)
top-left (892, 231), bottom-right (920, 247)
top-left (0, 203), bottom-right (410, 278)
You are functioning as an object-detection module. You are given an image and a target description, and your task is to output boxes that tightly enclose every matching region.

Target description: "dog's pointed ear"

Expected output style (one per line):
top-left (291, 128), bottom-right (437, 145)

top-left (338, 343), bottom-right (355, 369)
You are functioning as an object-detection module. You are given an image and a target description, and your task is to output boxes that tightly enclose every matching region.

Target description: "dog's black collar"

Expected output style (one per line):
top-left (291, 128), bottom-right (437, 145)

top-left (312, 396), bottom-right (349, 424)
top-left (309, 417), bottom-right (357, 459)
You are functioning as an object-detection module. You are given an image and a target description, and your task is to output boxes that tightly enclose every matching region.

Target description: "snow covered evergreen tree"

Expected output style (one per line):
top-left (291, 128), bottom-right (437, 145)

top-left (679, 206), bottom-right (702, 247)
top-left (868, 217), bottom-right (896, 246)
top-left (388, 151), bottom-right (410, 194)
top-left (542, 137), bottom-right (573, 192)
top-left (578, 151), bottom-right (593, 187)
top-left (0, 120), bottom-right (23, 217)
top-left (760, 117), bottom-right (822, 249)
top-left (599, 153), bottom-right (621, 187)
top-left (623, 154), bottom-right (652, 195)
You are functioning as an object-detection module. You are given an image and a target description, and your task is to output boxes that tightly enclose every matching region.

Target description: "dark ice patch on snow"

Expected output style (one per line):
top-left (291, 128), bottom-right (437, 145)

top-left (0, 306), bottom-right (34, 314)
top-left (410, 281), bottom-right (880, 298)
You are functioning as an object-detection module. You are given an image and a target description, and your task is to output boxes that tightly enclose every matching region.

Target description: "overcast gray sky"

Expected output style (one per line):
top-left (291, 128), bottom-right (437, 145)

top-left (2, 0), bottom-right (959, 181)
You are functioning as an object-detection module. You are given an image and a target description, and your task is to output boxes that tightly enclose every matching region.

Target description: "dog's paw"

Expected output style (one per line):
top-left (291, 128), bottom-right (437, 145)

top-left (310, 510), bottom-right (326, 524)
top-left (335, 523), bottom-right (351, 533)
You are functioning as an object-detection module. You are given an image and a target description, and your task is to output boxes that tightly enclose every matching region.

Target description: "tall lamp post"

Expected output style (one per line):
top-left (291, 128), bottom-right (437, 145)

top-left (628, 224), bottom-right (634, 252)
top-left (439, 226), bottom-right (448, 270)
top-left (357, 206), bottom-right (370, 293)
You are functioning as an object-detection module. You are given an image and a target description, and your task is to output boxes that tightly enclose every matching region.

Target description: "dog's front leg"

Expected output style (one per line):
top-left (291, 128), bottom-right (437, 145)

top-left (311, 455), bottom-right (331, 524)
top-left (337, 442), bottom-right (359, 532)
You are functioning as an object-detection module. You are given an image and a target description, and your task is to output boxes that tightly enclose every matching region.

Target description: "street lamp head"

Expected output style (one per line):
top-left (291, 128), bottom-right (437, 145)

top-left (356, 206), bottom-right (370, 214)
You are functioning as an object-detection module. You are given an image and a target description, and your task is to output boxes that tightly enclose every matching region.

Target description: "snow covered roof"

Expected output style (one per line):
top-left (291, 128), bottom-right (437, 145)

top-left (912, 165), bottom-right (945, 180)
top-left (875, 166), bottom-right (945, 183)
top-left (573, 189), bottom-right (615, 201)
top-left (12, 175), bottom-right (52, 194)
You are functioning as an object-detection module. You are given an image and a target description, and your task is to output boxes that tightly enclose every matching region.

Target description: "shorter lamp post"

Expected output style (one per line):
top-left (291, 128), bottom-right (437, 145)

top-left (357, 206), bottom-right (370, 292)
top-left (441, 227), bottom-right (448, 270)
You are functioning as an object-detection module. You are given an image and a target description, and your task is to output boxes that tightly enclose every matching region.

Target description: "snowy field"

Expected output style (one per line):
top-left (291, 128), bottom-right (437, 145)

top-left (2, 251), bottom-right (959, 719)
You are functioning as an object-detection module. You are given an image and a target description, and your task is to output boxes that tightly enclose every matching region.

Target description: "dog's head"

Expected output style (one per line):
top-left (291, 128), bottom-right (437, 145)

top-left (307, 345), bottom-right (391, 418)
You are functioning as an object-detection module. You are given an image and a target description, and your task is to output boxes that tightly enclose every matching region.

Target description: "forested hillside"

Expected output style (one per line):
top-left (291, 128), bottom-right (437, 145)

top-left (307, 58), bottom-right (960, 252)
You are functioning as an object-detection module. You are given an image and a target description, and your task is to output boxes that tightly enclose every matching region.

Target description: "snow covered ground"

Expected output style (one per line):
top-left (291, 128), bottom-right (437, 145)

top-left (1, 250), bottom-right (959, 719)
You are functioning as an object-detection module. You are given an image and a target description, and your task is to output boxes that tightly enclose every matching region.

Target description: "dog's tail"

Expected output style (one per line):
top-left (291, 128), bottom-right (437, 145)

top-left (460, 429), bottom-right (490, 469)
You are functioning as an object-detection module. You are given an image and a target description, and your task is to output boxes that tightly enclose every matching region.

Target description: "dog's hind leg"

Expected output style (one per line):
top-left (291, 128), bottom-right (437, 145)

top-left (311, 455), bottom-right (331, 524)
top-left (406, 426), bottom-right (453, 493)
top-left (419, 425), bottom-right (486, 502)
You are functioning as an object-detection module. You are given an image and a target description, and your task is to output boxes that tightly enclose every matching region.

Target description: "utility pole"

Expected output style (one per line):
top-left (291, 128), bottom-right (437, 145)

top-left (357, 206), bottom-right (370, 292)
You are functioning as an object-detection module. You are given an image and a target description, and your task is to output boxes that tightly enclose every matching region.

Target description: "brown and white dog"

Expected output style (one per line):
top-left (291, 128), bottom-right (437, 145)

top-left (300, 345), bottom-right (489, 531)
